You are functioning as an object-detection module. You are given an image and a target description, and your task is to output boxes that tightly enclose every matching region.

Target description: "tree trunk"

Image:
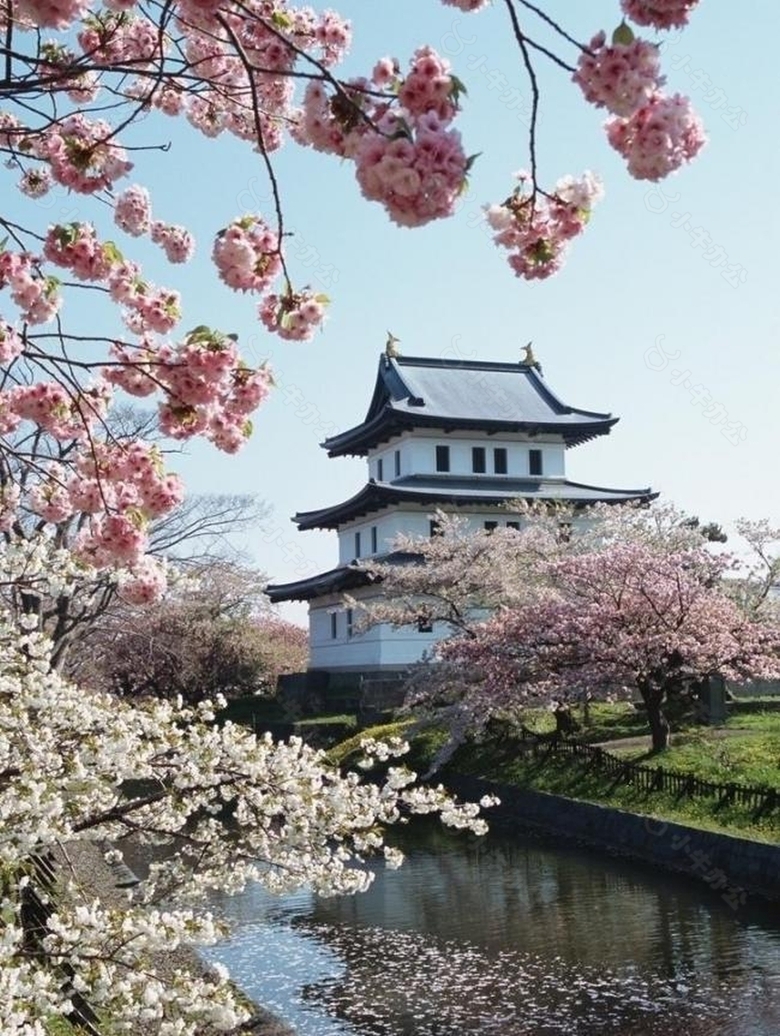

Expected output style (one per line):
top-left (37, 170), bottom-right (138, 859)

top-left (638, 681), bottom-right (671, 753)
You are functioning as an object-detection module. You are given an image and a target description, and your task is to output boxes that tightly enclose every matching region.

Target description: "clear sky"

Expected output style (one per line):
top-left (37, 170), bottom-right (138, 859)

top-left (11, 2), bottom-right (780, 625)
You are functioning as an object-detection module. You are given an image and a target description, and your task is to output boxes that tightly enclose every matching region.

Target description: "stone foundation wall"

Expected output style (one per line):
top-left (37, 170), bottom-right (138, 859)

top-left (446, 775), bottom-right (780, 902)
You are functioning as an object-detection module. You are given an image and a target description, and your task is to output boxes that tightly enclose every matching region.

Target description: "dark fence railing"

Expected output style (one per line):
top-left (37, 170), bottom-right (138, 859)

top-left (517, 728), bottom-right (780, 816)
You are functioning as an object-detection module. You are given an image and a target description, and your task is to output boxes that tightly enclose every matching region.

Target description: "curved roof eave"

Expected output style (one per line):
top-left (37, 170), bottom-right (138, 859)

top-left (322, 412), bottom-right (619, 457)
top-left (293, 480), bottom-right (657, 531)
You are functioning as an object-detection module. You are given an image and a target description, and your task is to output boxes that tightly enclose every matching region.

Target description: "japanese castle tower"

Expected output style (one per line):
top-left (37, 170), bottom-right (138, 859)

top-left (268, 347), bottom-right (655, 681)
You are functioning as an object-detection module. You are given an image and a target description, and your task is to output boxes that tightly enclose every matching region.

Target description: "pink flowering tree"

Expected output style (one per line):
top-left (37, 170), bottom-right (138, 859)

top-left (356, 505), bottom-right (780, 754)
top-left (0, 0), bottom-right (709, 606)
top-left (441, 541), bottom-right (780, 753)
top-left (69, 558), bottom-right (307, 702)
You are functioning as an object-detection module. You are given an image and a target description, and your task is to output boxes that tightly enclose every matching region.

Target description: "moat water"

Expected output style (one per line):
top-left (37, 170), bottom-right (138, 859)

top-left (203, 822), bottom-right (780, 1036)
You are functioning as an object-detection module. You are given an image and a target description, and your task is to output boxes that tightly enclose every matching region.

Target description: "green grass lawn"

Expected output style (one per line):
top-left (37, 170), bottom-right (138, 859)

top-left (610, 715), bottom-right (780, 789)
top-left (338, 707), bottom-right (780, 844)
top-left (448, 736), bottom-right (780, 844)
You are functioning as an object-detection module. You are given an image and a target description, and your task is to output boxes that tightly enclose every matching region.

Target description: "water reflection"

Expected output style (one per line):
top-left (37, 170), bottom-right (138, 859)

top-left (204, 823), bottom-right (780, 1036)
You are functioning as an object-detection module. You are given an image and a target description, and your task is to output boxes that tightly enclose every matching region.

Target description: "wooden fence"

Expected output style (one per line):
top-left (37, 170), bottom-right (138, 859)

top-left (517, 728), bottom-right (779, 816)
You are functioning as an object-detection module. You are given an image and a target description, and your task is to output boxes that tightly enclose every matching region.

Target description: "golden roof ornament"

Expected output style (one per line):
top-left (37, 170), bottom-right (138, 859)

top-left (521, 341), bottom-right (542, 374)
top-left (385, 331), bottom-right (401, 358)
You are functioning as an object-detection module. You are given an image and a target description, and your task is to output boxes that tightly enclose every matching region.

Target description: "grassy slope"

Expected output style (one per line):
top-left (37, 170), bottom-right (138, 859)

top-left (344, 706), bottom-right (780, 844)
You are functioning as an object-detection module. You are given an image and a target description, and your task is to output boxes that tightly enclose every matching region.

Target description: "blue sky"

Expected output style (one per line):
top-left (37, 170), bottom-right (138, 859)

top-left (10, 2), bottom-right (780, 624)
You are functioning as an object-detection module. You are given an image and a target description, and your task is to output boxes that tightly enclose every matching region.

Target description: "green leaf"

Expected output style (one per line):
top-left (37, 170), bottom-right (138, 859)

top-left (464, 152), bottom-right (481, 175)
top-left (314, 293), bottom-right (330, 304)
top-left (612, 21), bottom-right (634, 45)
top-left (271, 10), bottom-right (292, 29)
top-left (102, 240), bottom-right (124, 264)
top-left (449, 74), bottom-right (468, 103)
top-left (186, 324), bottom-right (213, 342)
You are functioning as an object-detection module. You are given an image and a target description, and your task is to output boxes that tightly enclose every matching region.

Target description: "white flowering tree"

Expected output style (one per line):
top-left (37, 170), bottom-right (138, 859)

top-left (0, 543), bottom-right (494, 1034)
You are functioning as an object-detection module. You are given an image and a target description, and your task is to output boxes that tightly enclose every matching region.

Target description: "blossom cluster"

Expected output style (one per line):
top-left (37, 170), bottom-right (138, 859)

top-left (0, 587), bottom-right (491, 1033)
top-left (621, 0), bottom-right (701, 30)
top-left (574, 24), bottom-right (705, 181)
top-left (0, 0), bottom-right (708, 591)
top-left (485, 171), bottom-right (604, 280)
top-left (294, 46), bottom-right (471, 228)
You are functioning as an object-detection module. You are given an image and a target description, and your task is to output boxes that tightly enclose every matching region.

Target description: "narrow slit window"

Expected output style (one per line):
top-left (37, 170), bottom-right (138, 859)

top-left (430, 519), bottom-right (442, 537)
top-left (472, 446), bottom-right (486, 473)
top-left (529, 449), bottom-right (543, 476)
top-left (377, 457), bottom-right (384, 481)
top-left (346, 607), bottom-right (354, 638)
top-left (354, 531), bottom-right (361, 558)
top-left (371, 526), bottom-right (378, 554)
top-left (394, 450), bottom-right (401, 477)
top-left (330, 612), bottom-right (338, 639)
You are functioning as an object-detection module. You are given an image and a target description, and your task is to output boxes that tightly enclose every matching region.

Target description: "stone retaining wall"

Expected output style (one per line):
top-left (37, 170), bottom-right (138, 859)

top-left (446, 775), bottom-right (780, 902)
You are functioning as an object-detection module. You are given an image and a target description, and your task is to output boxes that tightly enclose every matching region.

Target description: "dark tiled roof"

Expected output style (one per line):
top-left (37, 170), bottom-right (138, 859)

top-left (293, 478), bottom-right (657, 531)
top-left (266, 551), bottom-right (421, 603)
top-left (323, 355), bottom-right (618, 456)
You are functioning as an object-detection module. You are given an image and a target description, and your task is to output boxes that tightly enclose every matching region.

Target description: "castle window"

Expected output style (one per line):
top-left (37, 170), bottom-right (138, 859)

top-left (394, 449), bottom-right (401, 477)
top-left (371, 526), bottom-right (378, 553)
top-left (484, 520), bottom-right (498, 533)
top-left (529, 448), bottom-right (543, 476)
top-left (330, 612), bottom-right (338, 639)
top-left (346, 608), bottom-right (354, 638)
top-left (506, 521), bottom-right (520, 531)
top-left (493, 447), bottom-right (508, 474)
top-left (430, 519), bottom-right (442, 537)
top-left (472, 446), bottom-right (486, 473)
top-left (436, 445), bottom-right (450, 472)
top-left (354, 531), bottom-right (361, 558)
top-left (377, 457), bottom-right (384, 481)
top-left (417, 616), bottom-right (433, 633)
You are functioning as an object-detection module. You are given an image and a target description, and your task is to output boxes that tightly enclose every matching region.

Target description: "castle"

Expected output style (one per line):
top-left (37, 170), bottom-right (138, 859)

top-left (267, 348), bottom-right (655, 688)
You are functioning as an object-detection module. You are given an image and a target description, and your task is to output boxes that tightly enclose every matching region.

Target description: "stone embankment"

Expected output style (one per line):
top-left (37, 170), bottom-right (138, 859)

top-left (446, 776), bottom-right (780, 902)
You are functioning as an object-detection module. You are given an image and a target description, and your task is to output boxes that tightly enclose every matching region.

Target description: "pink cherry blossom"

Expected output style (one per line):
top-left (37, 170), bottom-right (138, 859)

top-left (606, 91), bottom-right (706, 180)
top-left (486, 171), bottom-right (603, 280)
top-left (440, 0), bottom-right (490, 10)
top-left (259, 289), bottom-right (328, 341)
top-left (40, 113), bottom-right (133, 194)
top-left (18, 168), bottom-right (52, 198)
top-left (28, 479), bottom-right (75, 523)
top-left (398, 46), bottom-right (460, 123)
top-left (621, 0), bottom-right (701, 30)
top-left (573, 31), bottom-right (663, 117)
top-left (150, 221), bottom-right (195, 263)
top-left (354, 112), bottom-right (468, 228)
top-left (114, 185), bottom-right (152, 237)
top-left (14, 0), bottom-right (91, 30)
top-left (43, 223), bottom-right (116, 281)
top-left (0, 250), bottom-right (63, 325)
top-left (212, 216), bottom-right (282, 293)
top-left (0, 482), bottom-right (21, 532)
top-left (0, 321), bottom-right (24, 364)
top-left (119, 555), bottom-right (167, 604)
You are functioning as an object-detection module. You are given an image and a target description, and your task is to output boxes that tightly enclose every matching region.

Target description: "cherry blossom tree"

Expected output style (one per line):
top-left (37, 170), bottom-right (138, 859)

top-left (356, 504), bottom-right (780, 754)
top-left (440, 540), bottom-right (780, 752)
top-left (72, 560), bottom-right (307, 701)
top-left (0, 548), bottom-right (494, 1034)
top-left (0, 0), bottom-right (709, 601)
top-left (0, 2), bottom-right (715, 1027)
